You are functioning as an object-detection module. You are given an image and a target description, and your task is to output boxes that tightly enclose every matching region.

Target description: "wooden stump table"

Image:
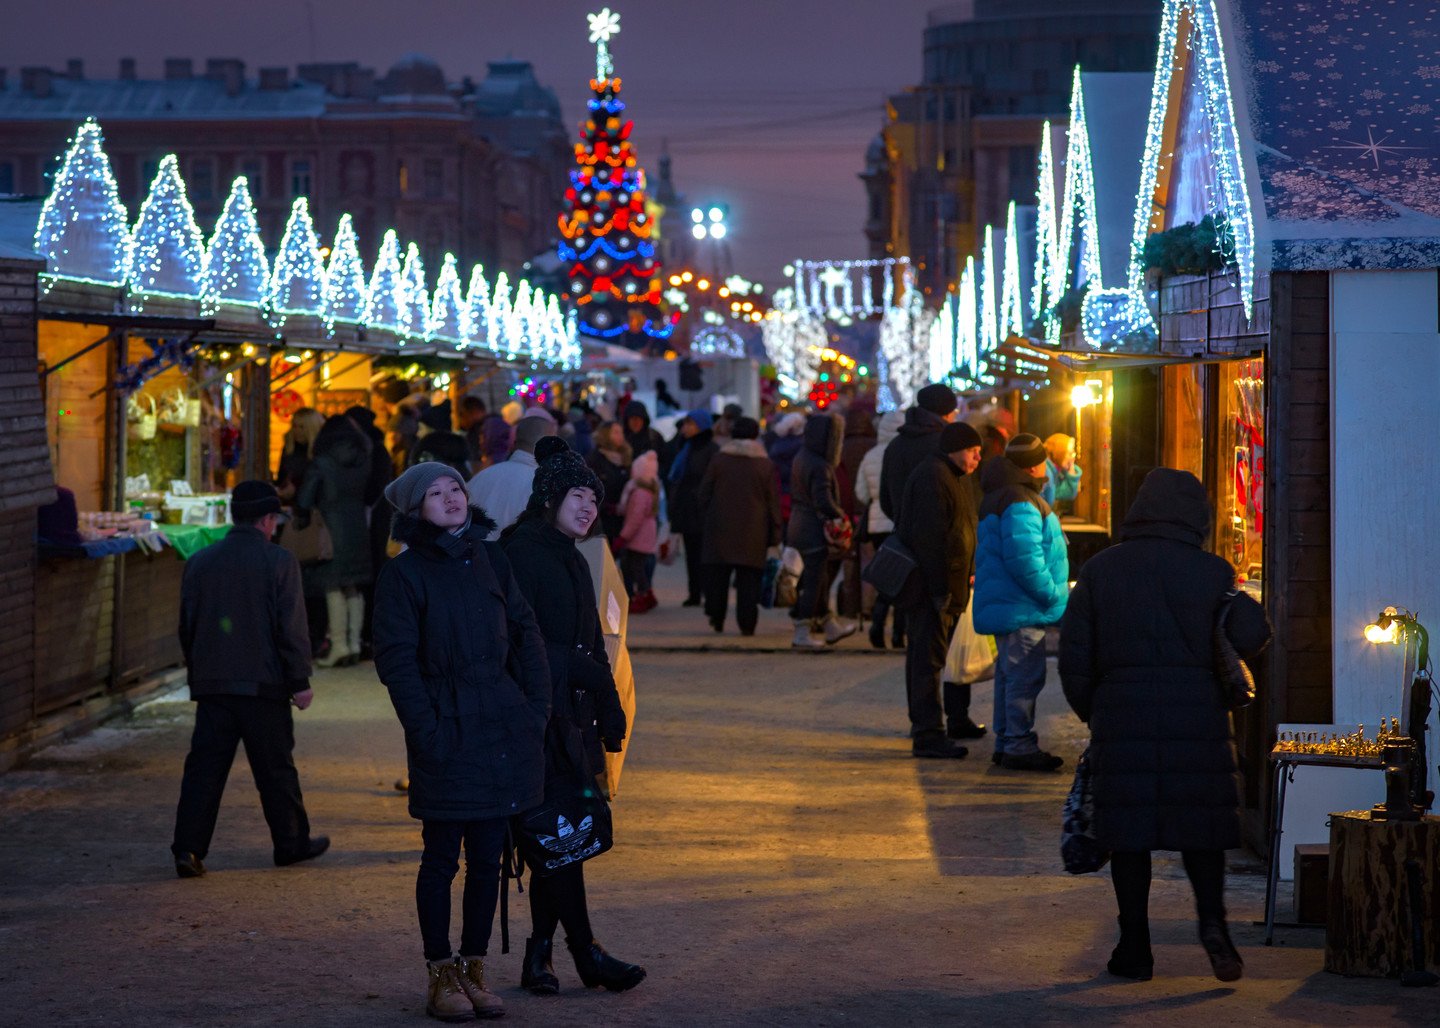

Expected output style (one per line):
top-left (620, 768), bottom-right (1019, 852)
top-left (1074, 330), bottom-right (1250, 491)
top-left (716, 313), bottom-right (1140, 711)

top-left (1326, 810), bottom-right (1440, 977)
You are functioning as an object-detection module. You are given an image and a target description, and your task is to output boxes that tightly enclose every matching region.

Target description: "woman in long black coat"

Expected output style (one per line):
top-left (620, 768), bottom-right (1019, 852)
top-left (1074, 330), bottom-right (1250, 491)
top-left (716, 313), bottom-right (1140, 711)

top-left (500, 436), bottom-right (645, 996)
top-left (297, 415), bottom-right (373, 666)
top-left (697, 416), bottom-right (780, 635)
top-left (1059, 468), bottom-right (1270, 984)
top-left (786, 413), bottom-right (856, 648)
top-left (372, 462), bottom-right (552, 1020)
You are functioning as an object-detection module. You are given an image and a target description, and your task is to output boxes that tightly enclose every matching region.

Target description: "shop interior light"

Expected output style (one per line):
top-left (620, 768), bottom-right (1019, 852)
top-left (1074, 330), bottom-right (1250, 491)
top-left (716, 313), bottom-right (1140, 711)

top-left (1071, 379), bottom-right (1104, 408)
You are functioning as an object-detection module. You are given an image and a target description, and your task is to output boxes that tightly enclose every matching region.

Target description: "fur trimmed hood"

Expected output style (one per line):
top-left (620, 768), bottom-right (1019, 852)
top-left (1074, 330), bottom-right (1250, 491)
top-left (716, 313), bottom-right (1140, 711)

top-left (390, 504), bottom-right (498, 550)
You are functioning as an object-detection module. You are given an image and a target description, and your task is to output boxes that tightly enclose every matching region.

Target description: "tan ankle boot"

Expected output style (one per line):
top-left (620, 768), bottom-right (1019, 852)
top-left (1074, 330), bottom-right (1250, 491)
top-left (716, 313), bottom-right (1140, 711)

top-left (425, 959), bottom-right (474, 1022)
top-left (455, 955), bottom-right (505, 1019)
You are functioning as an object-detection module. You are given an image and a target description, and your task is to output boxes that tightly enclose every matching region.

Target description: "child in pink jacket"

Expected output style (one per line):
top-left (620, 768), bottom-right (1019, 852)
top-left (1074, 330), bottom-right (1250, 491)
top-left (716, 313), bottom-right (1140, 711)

top-left (616, 450), bottom-right (660, 612)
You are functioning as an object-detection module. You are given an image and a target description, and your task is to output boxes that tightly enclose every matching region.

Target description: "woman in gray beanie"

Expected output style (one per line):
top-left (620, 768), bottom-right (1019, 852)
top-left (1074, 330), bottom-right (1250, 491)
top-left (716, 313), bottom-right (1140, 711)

top-left (372, 460), bottom-right (553, 1021)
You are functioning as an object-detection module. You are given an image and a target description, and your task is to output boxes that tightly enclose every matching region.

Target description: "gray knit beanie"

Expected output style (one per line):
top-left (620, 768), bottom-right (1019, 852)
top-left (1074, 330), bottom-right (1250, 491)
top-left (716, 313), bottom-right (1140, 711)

top-left (384, 460), bottom-right (469, 516)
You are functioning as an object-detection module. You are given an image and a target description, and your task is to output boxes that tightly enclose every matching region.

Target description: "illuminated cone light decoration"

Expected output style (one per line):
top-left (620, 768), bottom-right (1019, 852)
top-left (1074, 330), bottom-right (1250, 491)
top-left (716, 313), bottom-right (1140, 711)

top-left (35, 118), bottom-right (130, 285)
top-left (465, 265), bottom-right (492, 350)
top-left (322, 213), bottom-right (367, 327)
top-left (429, 253), bottom-right (467, 343)
top-left (400, 243), bottom-right (430, 341)
top-left (363, 230), bottom-right (406, 332)
top-left (129, 154), bottom-right (205, 306)
top-left (558, 7), bottom-right (672, 343)
top-left (203, 176), bottom-right (268, 312)
top-left (266, 197), bottom-right (325, 326)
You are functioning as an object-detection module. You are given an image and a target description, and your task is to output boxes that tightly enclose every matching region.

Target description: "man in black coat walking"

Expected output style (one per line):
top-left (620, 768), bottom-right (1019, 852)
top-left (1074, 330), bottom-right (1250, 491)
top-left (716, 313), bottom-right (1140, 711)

top-left (894, 422), bottom-right (984, 758)
top-left (171, 481), bottom-right (329, 878)
top-left (878, 383), bottom-right (958, 525)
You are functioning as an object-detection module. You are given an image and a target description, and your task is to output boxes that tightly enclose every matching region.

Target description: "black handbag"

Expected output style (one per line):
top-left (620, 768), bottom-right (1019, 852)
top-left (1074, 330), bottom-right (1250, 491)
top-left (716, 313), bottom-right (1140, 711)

top-left (862, 533), bottom-right (918, 600)
top-left (513, 721), bottom-right (613, 876)
top-left (1061, 747), bottom-right (1109, 874)
top-left (1214, 590), bottom-right (1255, 710)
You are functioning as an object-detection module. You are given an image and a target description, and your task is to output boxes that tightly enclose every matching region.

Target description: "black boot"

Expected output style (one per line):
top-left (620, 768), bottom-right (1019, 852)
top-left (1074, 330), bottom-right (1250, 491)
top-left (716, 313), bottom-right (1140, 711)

top-left (868, 597), bottom-right (889, 649)
top-left (1107, 916), bottom-right (1153, 981)
top-left (1198, 919), bottom-right (1243, 982)
top-left (943, 682), bottom-right (987, 739)
top-left (567, 938), bottom-right (647, 992)
top-left (521, 937), bottom-right (560, 995)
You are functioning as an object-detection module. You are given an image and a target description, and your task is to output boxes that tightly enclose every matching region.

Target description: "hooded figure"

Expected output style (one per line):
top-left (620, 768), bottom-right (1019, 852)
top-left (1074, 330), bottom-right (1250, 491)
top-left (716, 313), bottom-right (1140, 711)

top-left (785, 413), bottom-right (856, 647)
top-left (855, 410), bottom-right (904, 536)
top-left (622, 400), bottom-right (665, 461)
top-left (765, 412), bottom-right (807, 525)
top-left (1058, 467), bottom-right (1271, 983)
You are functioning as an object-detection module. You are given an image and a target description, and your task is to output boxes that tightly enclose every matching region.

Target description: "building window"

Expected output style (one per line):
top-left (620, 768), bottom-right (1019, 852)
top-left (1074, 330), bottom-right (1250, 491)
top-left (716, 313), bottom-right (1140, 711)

top-left (0, 161), bottom-right (14, 194)
top-left (190, 158), bottom-right (215, 201)
top-left (241, 158), bottom-right (264, 199)
top-left (290, 159), bottom-right (312, 198)
top-left (398, 160), bottom-right (410, 196)
top-left (423, 158), bottom-right (443, 199)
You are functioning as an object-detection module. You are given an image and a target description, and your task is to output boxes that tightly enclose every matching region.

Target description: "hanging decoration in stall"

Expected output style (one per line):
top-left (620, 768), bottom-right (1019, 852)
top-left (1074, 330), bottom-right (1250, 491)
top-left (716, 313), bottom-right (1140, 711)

top-left (35, 118), bottom-right (130, 287)
top-left (128, 155), bottom-right (205, 311)
top-left (202, 176), bottom-right (268, 313)
top-left (115, 336), bottom-right (200, 395)
top-left (557, 7), bottom-right (673, 344)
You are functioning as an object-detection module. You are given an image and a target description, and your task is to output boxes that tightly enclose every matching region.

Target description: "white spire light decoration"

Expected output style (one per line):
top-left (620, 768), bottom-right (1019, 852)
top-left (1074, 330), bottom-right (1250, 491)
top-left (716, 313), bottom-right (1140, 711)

top-left (266, 197), bottom-right (325, 325)
top-left (489, 272), bottom-right (514, 358)
top-left (1000, 202), bottom-right (1025, 339)
top-left (321, 214), bottom-right (366, 327)
top-left (35, 118), bottom-right (130, 285)
top-left (1032, 128), bottom-right (1060, 322)
top-left (429, 253), bottom-right (467, 342)
top-left (202, 176), bottom-right (268, 312)
top-left (363, 230), bottom-right (406, 331)
top-left (129, 154), bottom-right (205, 304)
top-left (465, 265), bottom-right (492, 350)
top-left (400, 243), bottom-right (429, 341)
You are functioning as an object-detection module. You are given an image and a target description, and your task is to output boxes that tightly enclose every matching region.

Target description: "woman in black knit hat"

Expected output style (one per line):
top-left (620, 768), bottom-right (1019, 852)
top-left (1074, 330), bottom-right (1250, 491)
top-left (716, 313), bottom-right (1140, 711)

top-left (500, 438), bottom-right (646, 996)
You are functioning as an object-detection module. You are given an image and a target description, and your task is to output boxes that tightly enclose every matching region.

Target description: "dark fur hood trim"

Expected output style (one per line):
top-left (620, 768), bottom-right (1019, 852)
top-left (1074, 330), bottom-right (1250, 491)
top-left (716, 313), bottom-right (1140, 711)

top-left (390, 504), bottom-right (498, 547)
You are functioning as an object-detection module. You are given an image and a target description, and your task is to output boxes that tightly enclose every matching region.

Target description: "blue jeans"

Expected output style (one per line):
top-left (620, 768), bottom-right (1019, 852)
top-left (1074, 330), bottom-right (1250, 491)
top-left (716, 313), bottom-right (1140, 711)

top-left (992, 625), bottom-right (1048, 757)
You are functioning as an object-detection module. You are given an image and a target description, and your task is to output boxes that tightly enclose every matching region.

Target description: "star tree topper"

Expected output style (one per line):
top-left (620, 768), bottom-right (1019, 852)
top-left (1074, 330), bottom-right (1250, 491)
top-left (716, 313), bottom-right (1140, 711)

top-left (588, 7), bottom-right (621, 79)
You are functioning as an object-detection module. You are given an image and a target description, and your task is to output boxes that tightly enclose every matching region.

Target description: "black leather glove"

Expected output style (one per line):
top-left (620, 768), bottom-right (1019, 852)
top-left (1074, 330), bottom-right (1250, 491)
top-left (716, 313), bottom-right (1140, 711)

top-left (602, 736), bottom-right (624, 753)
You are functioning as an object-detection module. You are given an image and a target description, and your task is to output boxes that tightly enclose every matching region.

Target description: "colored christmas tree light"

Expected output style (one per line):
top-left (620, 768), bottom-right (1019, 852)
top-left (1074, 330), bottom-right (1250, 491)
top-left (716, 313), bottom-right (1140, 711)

top-left (429, 253), bottom-right (467, 343)
top-left (129, 154), bottom-right (205, 303)
top-left (558, 7), bottom-right (670, 343)
top-left (400, 243), bottom-right (429, 340)
top-left (202, 176), bottom-right (268, 311)
top-left (465, 265), bottom-right (492, 350)
top-left (322, 214), bottom-right (366, 327)
top-left (363, 230), bottom-right (406, 331)
top-left (266, 197), bottom-right (324, 324)
top-left (35, 118), bottom-right (131, 285)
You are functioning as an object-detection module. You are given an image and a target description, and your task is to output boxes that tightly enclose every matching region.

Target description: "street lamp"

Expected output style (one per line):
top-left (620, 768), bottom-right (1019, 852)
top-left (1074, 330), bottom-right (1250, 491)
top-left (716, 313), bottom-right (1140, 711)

top-left (691, 204), bottom-right (728, 240)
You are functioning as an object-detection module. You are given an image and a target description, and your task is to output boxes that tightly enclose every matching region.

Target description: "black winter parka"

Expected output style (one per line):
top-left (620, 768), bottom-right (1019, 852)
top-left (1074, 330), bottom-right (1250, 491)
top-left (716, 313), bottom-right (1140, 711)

top-left (894, 453), bottom-right (977, 612)
top-left (786, 413), bottom-right (844, 553)
top-left (1059, 469), bottom-right (1271, 852)
top-left (878, 406), bottom-right (946, 524)
top-left (372, 507), bottom-right (551, 822)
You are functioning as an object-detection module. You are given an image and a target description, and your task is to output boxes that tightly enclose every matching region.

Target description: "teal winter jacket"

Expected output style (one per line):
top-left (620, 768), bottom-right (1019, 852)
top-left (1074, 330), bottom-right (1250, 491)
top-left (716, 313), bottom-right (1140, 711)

top-left (972, 458), bottom-right (1069, 635)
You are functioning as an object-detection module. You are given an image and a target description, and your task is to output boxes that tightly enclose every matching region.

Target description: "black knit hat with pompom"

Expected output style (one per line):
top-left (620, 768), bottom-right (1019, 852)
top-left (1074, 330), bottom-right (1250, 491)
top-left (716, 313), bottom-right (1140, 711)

top-left (528, 436), bottom-right (604, 510)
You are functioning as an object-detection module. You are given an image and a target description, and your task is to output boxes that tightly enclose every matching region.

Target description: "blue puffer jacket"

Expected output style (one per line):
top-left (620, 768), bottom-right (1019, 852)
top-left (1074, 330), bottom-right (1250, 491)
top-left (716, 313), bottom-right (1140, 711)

top-left (972, 458), bottom-right (1069, 635)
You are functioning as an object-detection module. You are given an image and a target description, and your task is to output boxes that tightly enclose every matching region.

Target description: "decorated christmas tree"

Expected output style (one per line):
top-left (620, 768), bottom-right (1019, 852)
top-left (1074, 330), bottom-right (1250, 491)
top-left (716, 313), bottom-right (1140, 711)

top-left (130, 154), bottom-right (205, 302)
top-left (400, 243), bottom-right (429, 340)
top-left (202, 176), bottom-right (268, 311)
top-left (322, 214), bottom-right (366, 326)
top-left (558, 7), bottom-right (669, 344)
top-left (266, 197), bottom-right (324, 324)
top-left (363, 230), bottom-right (406, 331)
top-left (35, 118), bottom-right (130, 285)
top-left (489, 271), bottom-right (513, 357)
top-left (429, 253), bottom-right (467, 342)
top-left (513, 279), bottom-right (534, 357)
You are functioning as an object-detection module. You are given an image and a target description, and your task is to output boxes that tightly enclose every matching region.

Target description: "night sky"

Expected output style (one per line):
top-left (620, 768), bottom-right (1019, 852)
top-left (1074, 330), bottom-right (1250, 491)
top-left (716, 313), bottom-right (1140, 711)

top-left (1, 0), bottom-right (948, 284)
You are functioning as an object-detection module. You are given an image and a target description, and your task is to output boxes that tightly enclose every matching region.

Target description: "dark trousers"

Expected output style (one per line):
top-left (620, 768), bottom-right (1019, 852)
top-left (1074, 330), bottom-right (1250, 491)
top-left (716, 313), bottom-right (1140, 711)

top-left (703, 563), bottom-right (764, 634)
top-left (416, 817), bottom-right (509, 961)
top-left (835, 544), bottom-right (863, 618)
top-left (528, 863), bottom-right (595, 945)
top-left (904, 602), bottom-right (958, 736)
top-left (791, 548), bottom-right (836, 622)
top-left (172, 695), bottom-right (310, 861)
top-left (620, 549), bottom-right (652, 596)
top-left (682, 531), bottom-right (704, 601)
top-left (1110, 849), bottom-right (1228, 943)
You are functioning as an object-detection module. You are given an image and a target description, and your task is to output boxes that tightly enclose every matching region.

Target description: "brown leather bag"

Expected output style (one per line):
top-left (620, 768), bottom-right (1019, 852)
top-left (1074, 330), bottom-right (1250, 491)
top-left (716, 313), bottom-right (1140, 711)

top-left (279, 509), bottom-right (334, 565)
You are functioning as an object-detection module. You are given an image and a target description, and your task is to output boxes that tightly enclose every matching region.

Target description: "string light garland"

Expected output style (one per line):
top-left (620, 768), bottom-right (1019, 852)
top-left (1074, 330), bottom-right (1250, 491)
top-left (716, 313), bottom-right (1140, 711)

top-left (979, 227), bottom-right (999, 357)
top-left (321, 213), bottom-right (366, 328)
top-left (201, 175), bottom-right (268, 313)
top-left (35, 118), bottom-right (130, 286)
top-left (560, 7), bottom-right (671, 342)
top-left (129, 154), bottom-right (204, 308)
top-left (957, 255), bottom-right (978, 382)
top-left (1081, 287), bottom-right (1158, 351)
top-left (1000, 201), bottom-right (1025, 340)
top-left (363, 230), bottom-right (406, 332)
top-left (1129, 0), bottom-right (1256, 317)
top-left (876, 267), bottom-right (933, 409)
top-left (429, 253), bottom-right (467, 343)
top-left (1032, 127), bottom-right (1061, 322)
top-left (760, 287), bottom-right (825, 390)
top-left (1053, 67), bottom-right (1103, 307)
top-left (266, 197), bottom-right (325, 327)
top-left (691, 324), bottom-right (746, 358)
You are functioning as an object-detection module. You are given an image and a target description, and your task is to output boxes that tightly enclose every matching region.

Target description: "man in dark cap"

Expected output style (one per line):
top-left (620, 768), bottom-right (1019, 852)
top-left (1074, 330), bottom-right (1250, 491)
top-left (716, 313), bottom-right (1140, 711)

top-left (973, 433), bottom-right (1070, 771)
top-left (171, 481), bottom-right (329, 877)
top-left (879, 383), bottom-right (959, 526)
top-left (895, 422), bottom-right (985, 758)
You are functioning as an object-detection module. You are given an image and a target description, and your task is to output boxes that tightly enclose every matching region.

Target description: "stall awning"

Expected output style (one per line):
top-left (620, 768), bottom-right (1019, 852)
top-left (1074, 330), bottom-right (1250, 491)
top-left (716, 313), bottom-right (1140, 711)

top-left (1013, 336), bottom-right (1264, 372)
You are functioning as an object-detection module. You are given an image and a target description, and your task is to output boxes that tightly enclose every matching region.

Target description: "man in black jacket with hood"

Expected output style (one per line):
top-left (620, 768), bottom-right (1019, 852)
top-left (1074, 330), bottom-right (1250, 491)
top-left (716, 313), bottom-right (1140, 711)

top-left (895, 422), bottom-right (984, 758)
top-left (171, 481), bottom-right (329, 877)
top-left (622, 400), bottom-right (665, 462)
top-left (879, 383), bottom-right (958, 525)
